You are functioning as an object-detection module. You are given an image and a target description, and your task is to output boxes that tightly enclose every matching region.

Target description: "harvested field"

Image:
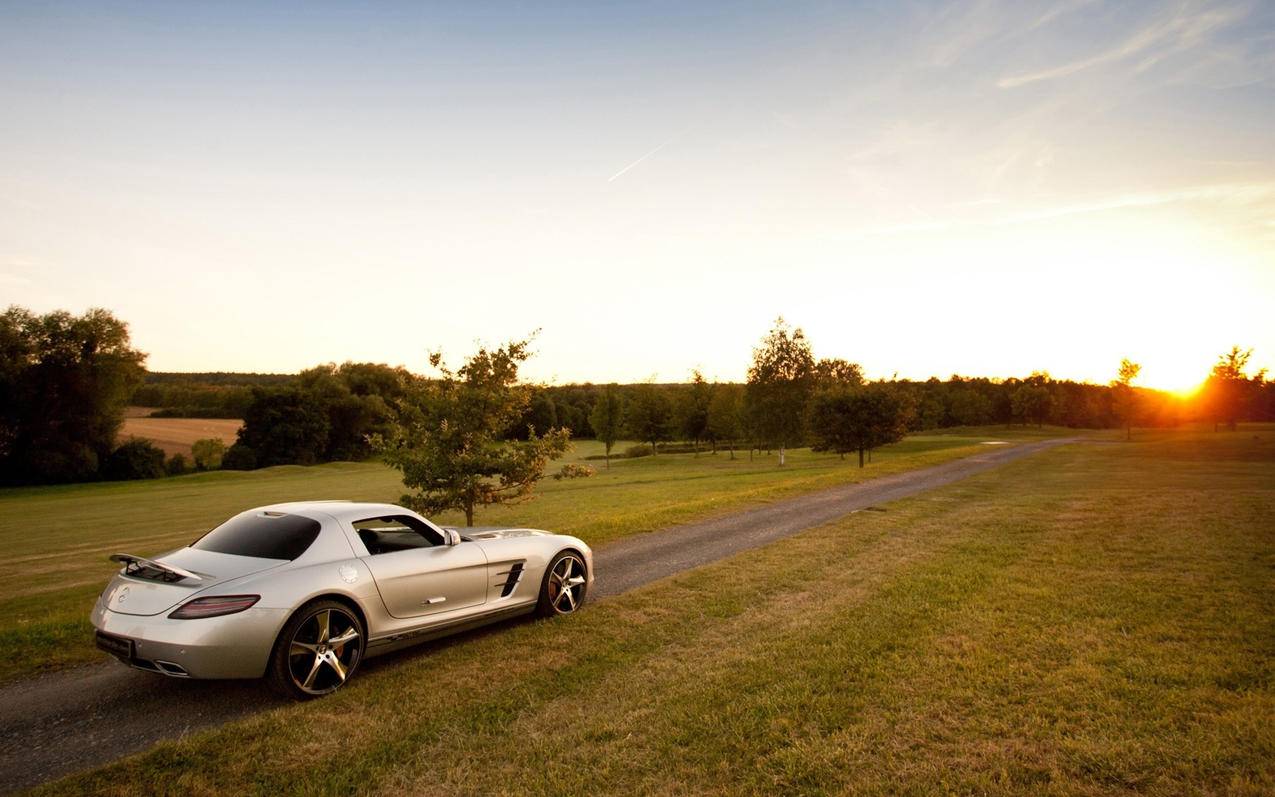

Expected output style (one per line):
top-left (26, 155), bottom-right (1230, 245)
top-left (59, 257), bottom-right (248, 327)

top-left (118, 416), bottom-right (242, 457)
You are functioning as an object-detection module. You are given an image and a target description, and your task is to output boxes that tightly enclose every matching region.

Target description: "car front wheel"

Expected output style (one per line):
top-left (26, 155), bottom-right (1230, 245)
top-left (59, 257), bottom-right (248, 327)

top-left (535, 551), bottom-right (587, 617)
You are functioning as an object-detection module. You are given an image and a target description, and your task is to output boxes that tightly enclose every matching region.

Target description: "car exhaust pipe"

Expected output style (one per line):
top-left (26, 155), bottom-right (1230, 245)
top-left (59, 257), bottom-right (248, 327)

top-left (154, 660), bottom-right (190, 677)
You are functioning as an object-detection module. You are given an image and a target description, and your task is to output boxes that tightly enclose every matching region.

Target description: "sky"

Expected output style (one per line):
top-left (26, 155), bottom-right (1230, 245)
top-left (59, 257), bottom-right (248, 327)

top-left (2, 0), bottom-right (1273, 393)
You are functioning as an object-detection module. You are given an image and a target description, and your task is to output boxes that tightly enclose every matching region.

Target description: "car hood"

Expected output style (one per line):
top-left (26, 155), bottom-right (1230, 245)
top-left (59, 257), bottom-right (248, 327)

top-left (450, 526), bottom-right (550, 541)
top-left (100, 547), bottom-right (285, 617)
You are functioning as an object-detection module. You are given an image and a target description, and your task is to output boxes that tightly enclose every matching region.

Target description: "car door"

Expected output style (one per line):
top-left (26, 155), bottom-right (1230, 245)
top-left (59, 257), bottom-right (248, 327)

top-left (353, 514), bottom-right (488, 619)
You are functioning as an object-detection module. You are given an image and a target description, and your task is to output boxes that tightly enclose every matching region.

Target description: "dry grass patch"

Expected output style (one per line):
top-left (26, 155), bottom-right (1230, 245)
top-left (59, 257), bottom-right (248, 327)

top-left (117, 417), bottom-right (242, 456)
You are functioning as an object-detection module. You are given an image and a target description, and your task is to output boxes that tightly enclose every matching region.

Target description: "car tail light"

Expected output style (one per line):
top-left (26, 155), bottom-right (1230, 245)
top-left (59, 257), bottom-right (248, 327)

top-left (168, 595), bottom-right (260, 619)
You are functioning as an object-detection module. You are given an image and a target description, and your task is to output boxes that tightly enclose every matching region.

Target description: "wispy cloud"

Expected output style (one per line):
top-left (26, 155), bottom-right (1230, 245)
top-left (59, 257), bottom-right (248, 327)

top-left (608, 138), bottom-right (673, 183)
top-left (851, 182), bottom-right (1275, 237)
top-left (1025, 0), bottom-right (1103, 33)
top-left (920, 0), bottom-right (1101, 70)
top-left (998, 2), bottom-right (1250, 88)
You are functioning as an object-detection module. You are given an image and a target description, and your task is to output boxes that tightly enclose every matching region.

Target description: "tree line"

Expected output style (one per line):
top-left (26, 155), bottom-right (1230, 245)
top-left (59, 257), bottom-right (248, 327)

top-left (131, 372), bottom-right (292, 418)
top-left (3, 305), bottom-right (1272, 486)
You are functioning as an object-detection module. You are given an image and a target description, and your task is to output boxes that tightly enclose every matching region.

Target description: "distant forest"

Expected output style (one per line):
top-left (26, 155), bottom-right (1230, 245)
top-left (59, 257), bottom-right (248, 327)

top-left (132, 363), bottom-right (1273, 440)
top-left (132, 372), bottom-right (294, 418)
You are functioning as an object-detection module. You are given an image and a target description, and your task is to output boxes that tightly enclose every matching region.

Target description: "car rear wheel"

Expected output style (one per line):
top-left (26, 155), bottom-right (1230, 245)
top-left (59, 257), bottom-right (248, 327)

top-left (268, 600), bottom-right (365, 699)
top-left (535, 551), bottom-right (587, 617)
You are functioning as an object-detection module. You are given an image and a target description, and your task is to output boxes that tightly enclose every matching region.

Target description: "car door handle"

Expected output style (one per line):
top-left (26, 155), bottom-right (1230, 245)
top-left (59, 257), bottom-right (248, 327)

top-left (422, 596), bottom-right (446, 605)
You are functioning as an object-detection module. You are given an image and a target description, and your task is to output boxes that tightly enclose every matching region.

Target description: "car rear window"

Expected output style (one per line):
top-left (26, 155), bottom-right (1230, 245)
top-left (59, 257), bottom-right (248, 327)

top-left (192, 512), bottom-right (321, 561)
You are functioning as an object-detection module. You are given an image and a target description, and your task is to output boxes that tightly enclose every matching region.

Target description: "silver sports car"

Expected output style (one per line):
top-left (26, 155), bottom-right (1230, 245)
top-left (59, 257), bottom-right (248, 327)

top-left (90, 501), bottom-right (593, 698)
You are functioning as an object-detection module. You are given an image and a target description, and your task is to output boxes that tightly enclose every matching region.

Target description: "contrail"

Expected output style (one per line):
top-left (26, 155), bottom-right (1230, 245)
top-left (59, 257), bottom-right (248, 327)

top-left (608, 138), bottom-right (672, 182)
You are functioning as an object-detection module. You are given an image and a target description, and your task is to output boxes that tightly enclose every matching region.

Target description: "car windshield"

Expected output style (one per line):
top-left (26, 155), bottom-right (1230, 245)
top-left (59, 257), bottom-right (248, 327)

top-left (192, 512), bottom-right (321, 561)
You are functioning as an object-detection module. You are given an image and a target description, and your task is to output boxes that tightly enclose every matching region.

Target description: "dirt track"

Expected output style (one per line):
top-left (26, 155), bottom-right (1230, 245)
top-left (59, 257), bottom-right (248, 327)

top-left (0, 438), bottom-right (1073, 793)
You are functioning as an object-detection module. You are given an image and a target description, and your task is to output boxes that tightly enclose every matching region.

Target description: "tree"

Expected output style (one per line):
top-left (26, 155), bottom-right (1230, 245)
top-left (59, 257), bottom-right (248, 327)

top-left (1111, 358), bottom-right (1142, 441)
top-left (588, 384), bottom-right (624, 468)
top-left (625, 382), bottom-right (671, 454)
top-left (814, 357), bottom-right (864, 387)
top-left (233, 386), bottom-right (331, 467)
top-left (707, 383), bottom-right (744, 460)
top-left (746, 318), bottom-right (815, 466)
top-left (1010, 375), bottom-right (1053, 427)
top-left (946, 383), bottom-right (993, 426)
top-left (378, 337), bottom-right (570, 527)
top-left (510, 389), bottom-right (559, 441)
top-left (297, 362), bottom-right (413, 459)
top-left (808, 384), bottom-right (910, 467)
top-left (677, 370), bottom-right (713, 454)
top-left (0, 306), bottom-right (146, 484)
top-left (191, 438), bottom-right (226, 470)
top-left (1202, 346), bottom-right (1254, 431)
top-left (807, 388), bottom-right (858, 461)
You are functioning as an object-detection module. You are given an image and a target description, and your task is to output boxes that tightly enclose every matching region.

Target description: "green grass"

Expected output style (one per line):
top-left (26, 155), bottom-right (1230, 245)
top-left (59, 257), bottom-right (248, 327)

top-left (0, 427), bottom-right (1053, 684)
top-left (33, 424), bottom-right (1275, 796)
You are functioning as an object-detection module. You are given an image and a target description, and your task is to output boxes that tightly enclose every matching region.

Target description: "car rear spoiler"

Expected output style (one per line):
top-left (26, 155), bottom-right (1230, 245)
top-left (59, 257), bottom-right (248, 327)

top-left (109, 553), bottom-right (203, 583)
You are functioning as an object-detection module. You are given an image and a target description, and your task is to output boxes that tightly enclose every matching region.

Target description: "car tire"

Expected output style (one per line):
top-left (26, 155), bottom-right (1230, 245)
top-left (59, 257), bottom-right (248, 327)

top-left (535, 550), bottom-right (588, 618)
top-left (267, 599), bottom-right (366, 700)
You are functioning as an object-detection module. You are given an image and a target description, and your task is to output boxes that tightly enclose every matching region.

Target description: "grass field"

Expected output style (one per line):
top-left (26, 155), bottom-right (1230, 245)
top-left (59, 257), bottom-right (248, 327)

top-left (35, 425), bottom-right (1273, 796)
top-left (0, 427), bottom-right (1058, 684)
top-left (118, 414), bottom-right (242, 457)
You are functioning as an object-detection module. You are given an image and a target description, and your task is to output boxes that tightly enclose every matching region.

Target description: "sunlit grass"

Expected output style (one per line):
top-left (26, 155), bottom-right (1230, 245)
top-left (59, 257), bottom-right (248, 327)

top-left (36, 424), bottom-right (1274, 795)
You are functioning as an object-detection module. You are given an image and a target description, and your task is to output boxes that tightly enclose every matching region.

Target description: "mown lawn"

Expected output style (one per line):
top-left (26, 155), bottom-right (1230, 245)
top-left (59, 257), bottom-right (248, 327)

top-left (37, 425), bottom-right (1274, 796)
top-left (0, 427), bottom-right (1053, 683)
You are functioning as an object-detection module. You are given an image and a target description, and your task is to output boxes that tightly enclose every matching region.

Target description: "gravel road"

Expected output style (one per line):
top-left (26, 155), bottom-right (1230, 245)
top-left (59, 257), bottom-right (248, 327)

top-left (0, 437), bottom-right (1072, 792)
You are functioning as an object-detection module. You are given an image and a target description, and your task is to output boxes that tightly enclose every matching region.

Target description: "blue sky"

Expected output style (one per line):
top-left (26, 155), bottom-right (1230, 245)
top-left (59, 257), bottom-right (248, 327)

top-left (2, 0), bottom-right (1272, 390)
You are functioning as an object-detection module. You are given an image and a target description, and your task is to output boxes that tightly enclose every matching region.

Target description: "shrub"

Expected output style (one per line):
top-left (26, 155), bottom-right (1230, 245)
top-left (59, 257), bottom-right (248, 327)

top-left (623, 444), bottom-right (654, 458)
top-left (221, 443), bottom-right (258, 471)
top-left (103, 439), bottom-right (166, 481)
top-left (553, 463), bottom-right (595, 480)
top-left (191, 438), bottom-right (226, 470)
top-left (165, 453), bottom-right (189, 475)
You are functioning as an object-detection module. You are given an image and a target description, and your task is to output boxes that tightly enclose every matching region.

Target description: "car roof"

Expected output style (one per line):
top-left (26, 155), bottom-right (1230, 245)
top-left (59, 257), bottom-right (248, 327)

top-left (255, 501), bottom-right (419, 524)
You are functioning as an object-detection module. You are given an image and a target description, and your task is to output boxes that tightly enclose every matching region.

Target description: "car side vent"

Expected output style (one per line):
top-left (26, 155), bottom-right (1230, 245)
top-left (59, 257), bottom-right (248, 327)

top-left (496, 562), bottom-right (525, 597)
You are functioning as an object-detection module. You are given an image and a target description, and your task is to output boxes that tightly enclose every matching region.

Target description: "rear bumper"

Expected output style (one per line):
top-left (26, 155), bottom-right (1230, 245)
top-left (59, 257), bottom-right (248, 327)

top-left (90, 600), bottom-right (289, 679)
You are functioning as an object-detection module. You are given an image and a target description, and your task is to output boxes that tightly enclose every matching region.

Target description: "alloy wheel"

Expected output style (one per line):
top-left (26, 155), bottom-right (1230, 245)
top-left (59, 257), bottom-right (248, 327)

top-left (547, 554), bottom-right (586, 614)
top-left (287, 607), bottom-right (361, 695)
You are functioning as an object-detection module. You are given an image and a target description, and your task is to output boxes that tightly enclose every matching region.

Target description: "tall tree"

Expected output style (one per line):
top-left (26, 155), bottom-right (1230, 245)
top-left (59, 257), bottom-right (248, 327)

top-left (378, 338), bottom-right (570, 526)
top-left (677, 369), bottom-right (713, 455)
top-left (746, 317), bottom-right (815, 466)
top-left (707, 383), bottom-right (744, 460)
top-left (0, 306), bottom-right (146, 484)
top-left (588, 384), bottom-right (624, 468)
top-left (808, 384), bottom-right (910, 467)
top-left (625, 382), bottom-right (671, 454)
top-left (1203, 346), bottom-right (1254, 431)
top-left (1111, 358), bottom-right (1142, 441)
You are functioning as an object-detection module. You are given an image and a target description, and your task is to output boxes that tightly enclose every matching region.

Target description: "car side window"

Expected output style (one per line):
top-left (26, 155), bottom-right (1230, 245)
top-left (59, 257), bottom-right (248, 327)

top-left (353, 515), bottom-right (445, 555)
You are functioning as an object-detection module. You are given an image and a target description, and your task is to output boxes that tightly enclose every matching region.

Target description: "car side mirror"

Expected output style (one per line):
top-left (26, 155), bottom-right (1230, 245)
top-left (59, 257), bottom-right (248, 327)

top-left (445, 529), bottom-right (461, 546)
